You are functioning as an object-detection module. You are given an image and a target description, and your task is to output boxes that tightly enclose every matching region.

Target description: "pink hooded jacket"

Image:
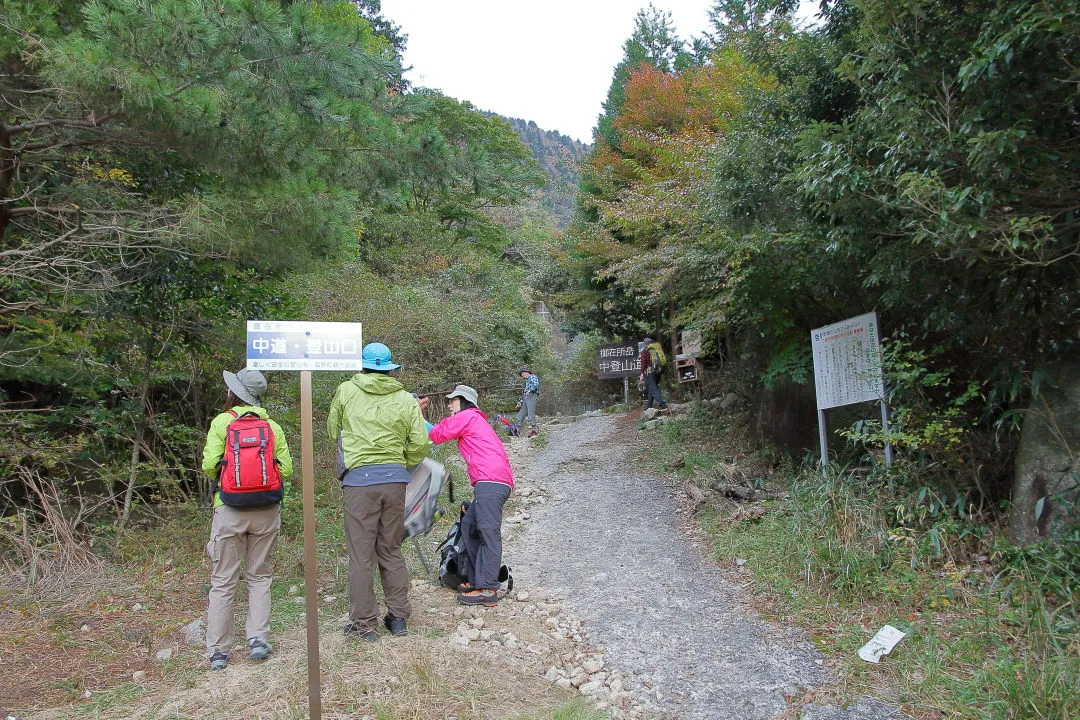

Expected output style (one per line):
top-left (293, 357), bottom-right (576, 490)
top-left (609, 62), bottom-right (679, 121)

top-left (428, 408), bottom-right (514, 489)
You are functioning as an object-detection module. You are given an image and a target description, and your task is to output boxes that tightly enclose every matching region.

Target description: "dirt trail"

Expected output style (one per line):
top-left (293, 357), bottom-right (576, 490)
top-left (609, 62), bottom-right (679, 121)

top-left (504, 413), bottom-right (903, 720)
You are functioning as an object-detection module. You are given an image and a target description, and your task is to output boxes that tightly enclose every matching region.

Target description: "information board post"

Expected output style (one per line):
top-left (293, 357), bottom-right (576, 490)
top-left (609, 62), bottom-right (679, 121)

top-left (623, 376), bottom-right (629, 405)
top-left (246, 320), bottom-right (365, 720)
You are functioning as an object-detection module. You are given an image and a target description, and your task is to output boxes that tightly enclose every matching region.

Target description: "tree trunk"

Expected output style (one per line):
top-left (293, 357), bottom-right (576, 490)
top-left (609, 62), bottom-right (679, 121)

top-left (118, 338), bottom-right (153, 530)
top-left (1009, 360), bottom-right (1080, 545)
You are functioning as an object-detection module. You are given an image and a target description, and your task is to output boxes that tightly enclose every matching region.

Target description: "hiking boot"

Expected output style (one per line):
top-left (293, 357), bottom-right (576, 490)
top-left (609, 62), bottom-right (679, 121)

top-left (383, 613), bottom-right (408, 637)
top-left (457, 582), bottom-right (475, 592)
top-left (528, 428), bottom-right (538, 438)
top-left (456, 588), bottom-right (499, 606)
top-left (248, 637), bottom-right (273, 661)
top-left (343, 622), bottom-right (378, 642)
top-left (209, 652), bottom-right (228, 671)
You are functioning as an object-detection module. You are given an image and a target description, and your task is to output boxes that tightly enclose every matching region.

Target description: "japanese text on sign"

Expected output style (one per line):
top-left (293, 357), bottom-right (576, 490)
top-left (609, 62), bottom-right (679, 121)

top-left (810, 312), bottom-right (885, 410)
top-left (597, 342), bottom-right (641, 379)
top-left (246, 321), bottom-right (364, 371)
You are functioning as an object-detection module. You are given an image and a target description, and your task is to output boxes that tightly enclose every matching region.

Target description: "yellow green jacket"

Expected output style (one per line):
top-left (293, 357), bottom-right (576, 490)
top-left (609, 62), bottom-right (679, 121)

top-left (327, 373), bottom-right (431, 472)
top-left (202, 405), bottom-right (294, 507)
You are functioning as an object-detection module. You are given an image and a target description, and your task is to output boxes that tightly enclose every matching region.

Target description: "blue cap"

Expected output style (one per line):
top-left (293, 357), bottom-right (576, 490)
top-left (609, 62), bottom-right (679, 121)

top-left (362, 342), bottom-right (400, 371)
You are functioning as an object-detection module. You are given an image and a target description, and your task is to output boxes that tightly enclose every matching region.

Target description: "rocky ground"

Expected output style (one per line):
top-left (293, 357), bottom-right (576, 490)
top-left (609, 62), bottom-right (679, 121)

top-left (500, 411), bottom-right (904, 720)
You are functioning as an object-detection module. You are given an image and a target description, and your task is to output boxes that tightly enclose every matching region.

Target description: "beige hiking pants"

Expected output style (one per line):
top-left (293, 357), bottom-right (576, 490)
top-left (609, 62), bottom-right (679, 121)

top-left (205, 504), bottom-right (280, 658)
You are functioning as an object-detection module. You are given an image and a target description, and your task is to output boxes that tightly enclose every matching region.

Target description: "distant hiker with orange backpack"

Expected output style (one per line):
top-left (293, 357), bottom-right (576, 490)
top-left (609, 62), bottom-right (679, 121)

top-left (427, 385), bottom-right (514, 606)
top-left (640, 336), bottom-right (669, 413)
top-left (201, 368), bottom-right (293, 671)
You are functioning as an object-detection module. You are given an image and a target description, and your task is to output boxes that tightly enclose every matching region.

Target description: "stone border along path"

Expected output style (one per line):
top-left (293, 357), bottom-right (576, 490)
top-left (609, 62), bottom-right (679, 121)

top-left (501, 413), bottom-right (905, 720)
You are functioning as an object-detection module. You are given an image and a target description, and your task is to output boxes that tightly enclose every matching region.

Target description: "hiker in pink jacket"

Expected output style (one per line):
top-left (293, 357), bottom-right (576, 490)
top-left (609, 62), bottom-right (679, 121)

top-left (428, 384), bottom-right (514, 606)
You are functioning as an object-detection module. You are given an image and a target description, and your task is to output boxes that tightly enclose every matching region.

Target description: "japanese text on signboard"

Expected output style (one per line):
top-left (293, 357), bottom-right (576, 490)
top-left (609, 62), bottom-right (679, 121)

top-left (810, 313), bottom-right (885, 410)
top-left (597, 343), bottom-right (641, 379)
top-left (246, 321), bottom-right (364, 371)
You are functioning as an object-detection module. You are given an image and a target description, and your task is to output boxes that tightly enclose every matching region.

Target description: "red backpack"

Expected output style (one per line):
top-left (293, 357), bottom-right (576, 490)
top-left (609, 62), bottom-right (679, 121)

top-left (218, 410), bottom-right (284, 508)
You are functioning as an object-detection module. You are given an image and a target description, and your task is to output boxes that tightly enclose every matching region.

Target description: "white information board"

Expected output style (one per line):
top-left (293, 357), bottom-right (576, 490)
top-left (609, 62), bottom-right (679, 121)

top-left (811, 312), bottom-right (884, 410)
top-left (681, 329), bottom-right (702, 357)
top-left (245, 320), bottom-right (364, 371)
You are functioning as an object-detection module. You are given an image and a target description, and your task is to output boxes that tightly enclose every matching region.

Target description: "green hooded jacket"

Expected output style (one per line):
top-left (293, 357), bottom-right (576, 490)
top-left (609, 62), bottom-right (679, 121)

top-left (327, 372), bottom-right (431, 472)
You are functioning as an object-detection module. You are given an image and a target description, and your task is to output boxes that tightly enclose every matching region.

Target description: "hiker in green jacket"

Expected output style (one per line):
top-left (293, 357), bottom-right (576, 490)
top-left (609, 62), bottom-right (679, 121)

top-left (201, 368), bottom-right (293, 671)
top-left (327, 342), bottom-right (432, 641)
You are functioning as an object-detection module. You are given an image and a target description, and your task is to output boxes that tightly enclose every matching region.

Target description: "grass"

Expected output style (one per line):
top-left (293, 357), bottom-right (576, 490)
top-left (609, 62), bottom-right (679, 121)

top-left (643, 403), bottom-right (1079, 720)
top-left (5, 430), bottom-right (601, 720)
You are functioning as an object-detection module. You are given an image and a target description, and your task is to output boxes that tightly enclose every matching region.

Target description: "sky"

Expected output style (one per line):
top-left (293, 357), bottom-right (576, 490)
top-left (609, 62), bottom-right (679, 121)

top-left (381, 1), bottom-right (821, 144)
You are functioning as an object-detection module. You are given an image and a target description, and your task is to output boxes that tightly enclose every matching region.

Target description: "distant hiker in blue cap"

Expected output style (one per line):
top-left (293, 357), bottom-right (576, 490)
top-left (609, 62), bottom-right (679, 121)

top-left (327, 342), bottom-right (431, 641)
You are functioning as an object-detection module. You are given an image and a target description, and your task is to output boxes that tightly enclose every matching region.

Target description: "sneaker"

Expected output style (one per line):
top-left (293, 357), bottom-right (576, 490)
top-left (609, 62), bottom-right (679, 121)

top-left (383, 613), bottom-right (408, 637)
top-left (209, 652), bottom-right (228, 671)
top-left (343, 622), bottom-right (378, 642)
top-left (457, 582), bottom-right (475, 592)
top-left (248, 637), bottom-right (273, 660)
top-left (456, 588), bottom-right (499, 606)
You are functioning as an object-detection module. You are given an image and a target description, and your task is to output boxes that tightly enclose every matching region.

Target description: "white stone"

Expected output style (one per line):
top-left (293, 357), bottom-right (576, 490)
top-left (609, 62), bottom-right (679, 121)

top-left (155, 648), bottom-right (173, 662)
top-left (468, 617), bottom-right (485, 628)
top-left (132, 671), bottom-right (147, 681)
top-left (544, 667), bottom-right (562, 682)
top-left (131, 603), bottom-right (143, 611)
top-left (323, 595), bottom-right (336, 603)
top-left (80, 624), bottom-right (90, 632)
top-left (555, 678), bottom-right (573, 688)
top-left (517, 592), bottom-right (530, 601)
top-left (450, 635), bottom-right (470, 648)
top-left (579, 680), bottom-right (604, 695)
top-left (288, 585), bottom-right (300, 596)
top-left (462, 629), bottom-right (481, 641)
top-left (583, 658), bottom-right (604, 673)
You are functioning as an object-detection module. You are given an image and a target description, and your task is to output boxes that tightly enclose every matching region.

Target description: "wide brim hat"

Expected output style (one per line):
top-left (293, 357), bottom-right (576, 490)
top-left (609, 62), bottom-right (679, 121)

top-left (223, 368), bottom-right (266, 406)
top-left (446, 384), bottom-right (479, 407)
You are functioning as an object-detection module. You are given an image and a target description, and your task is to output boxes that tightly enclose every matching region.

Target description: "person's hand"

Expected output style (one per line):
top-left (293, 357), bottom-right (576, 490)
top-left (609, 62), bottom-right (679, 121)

top-left (515, 402), bottom-right (522, 409)
top-left (417, 396), bottom-right (430, 415)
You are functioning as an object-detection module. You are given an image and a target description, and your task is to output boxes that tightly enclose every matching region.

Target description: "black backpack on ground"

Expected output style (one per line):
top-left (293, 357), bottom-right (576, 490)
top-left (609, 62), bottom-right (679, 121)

top-left (437, 500), bottom-right (513, 591)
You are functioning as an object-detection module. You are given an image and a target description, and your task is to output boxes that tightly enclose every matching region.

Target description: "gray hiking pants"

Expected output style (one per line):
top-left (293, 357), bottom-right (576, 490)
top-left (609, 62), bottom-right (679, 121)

top-left (462, 481), bottom-right (512, 590)
top-left (515, 393), bottom-right (538, 428)
top-left (343, 483), bottom-right (411, 630)
top-left (645, 372), bottom-right (667, 409)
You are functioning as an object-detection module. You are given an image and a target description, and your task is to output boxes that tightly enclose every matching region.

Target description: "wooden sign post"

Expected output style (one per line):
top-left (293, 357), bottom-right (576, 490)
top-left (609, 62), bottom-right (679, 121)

top-left (246, 320), bottom-right (365, 720)
top-left (299, 371), bottom-right (319, 719)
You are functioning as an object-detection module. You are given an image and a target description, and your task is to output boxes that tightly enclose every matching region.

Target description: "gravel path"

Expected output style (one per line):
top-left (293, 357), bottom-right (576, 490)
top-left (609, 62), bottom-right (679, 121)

top-left (505, 414), bottom-right (903, 720)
